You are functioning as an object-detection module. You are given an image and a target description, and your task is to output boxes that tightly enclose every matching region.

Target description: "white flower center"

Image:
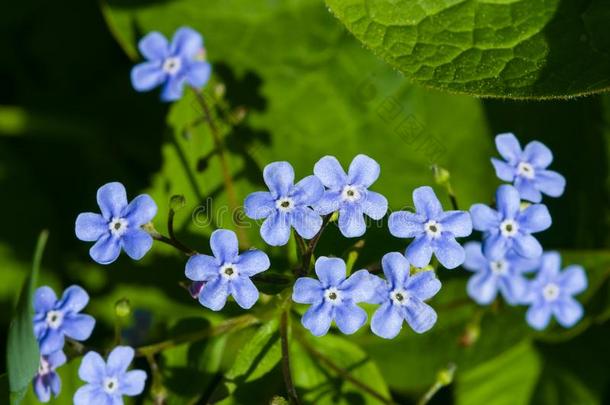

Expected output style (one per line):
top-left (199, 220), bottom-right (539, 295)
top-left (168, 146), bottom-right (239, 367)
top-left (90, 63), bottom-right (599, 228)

top-left (341, 185), bottom-right (361, 202)
top-left (38, 357), bottom-right (50, 375)
top-left (542, 283), bottom-right (560, 302)
top-left (275, 197), bottom-right (295, 213)
top-left (490, 260), bottom-right (509, 275)
top-left (46, 310), bottom-right (63, 329)
top-left (517, 161), bottom-right (535, 179)
top-left (108, 217), bottom-right (128, 237)
top-left (324, 287), bottom-right (342, 304)
top-left (424, 220), bottom-right (442, 238)
top-left (162, 57), bottom-right (182, 75)
top-left (103, 377), bottom-right (119, 394)
top-left (500, 219), bottom-right (519, 237)
top-left (220, 263), bottom-right (239, 280)
top-left (390, 289), bottom-right (410, 306)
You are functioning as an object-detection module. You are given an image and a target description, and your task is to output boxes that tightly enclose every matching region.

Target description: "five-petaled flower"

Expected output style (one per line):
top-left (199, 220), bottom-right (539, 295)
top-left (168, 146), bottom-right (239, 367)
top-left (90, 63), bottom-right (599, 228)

top-left (185, 229), bottom-right (270, 311)
top-left (369, 252), bottom-right (441, 339)
top-left (491, 133), bottom-right (565, 203)
top-left (75, 182), bottom-right (157, 265)
top-left (34, 285), bottom-right (96, 355)
top-left (131, 27), bottom-right (211, 102)
top-left (524, 252), bottom-right (587, 330)
top-left (292, 257), bottom-right (375, 336)
top-left (32, 351), bottom-right (66, 403)
top-left (388, 186), bottom-right (472, 269)
top-left (244, 161), bottom-right (324, 246)
top-left (313, 154), bottom-right (388, 237)
top-left (463, 241), bottom-right (539, 305)
top-left (74, 346), bottom-right (147, 405)
top-left (470, 184), bottom-right (551, 260)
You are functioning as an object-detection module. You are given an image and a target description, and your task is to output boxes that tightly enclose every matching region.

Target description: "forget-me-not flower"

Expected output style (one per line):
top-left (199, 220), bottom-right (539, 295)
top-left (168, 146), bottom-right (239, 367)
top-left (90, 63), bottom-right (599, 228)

top-left (131, 27), bottom-right (211, 102)
top-left (370, 252), bottom-right (441, 339)
top-left (463, 241), bottom-right (539, 305)
top-left (292, 257), bottom-right (374, 336)
top-left (244, 161), bottom-right (324, 246)
top-left (388, 186), bottom-right (472, 269)
top-left (491, 133), bottom-right (565, 203)
top-left (34, 285), bottom-right (95, 355)
top-left (185, 229), bottom-right (270, 311)
top-left (74, 346), bottom-right (147, 405)
top-left (32, 351), bottom-right (66, 403)
top-left (470, 184), bottom-right (551, 260)
top-left (75, 182), bottom-right (157, 265)
top-left (524, 252), bottom-right (587, 330)
top-left (313, 154), bottom-right (388, 237)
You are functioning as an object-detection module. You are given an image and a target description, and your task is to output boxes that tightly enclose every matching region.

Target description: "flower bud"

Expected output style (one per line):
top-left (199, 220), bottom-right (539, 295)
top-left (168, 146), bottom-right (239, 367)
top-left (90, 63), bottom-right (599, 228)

top-left (115, 298), bottom-right (131, 318)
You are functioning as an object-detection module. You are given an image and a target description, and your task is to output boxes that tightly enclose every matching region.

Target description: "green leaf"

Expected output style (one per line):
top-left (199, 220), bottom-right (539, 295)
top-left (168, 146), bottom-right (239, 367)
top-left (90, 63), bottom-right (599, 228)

top-left (325, 0), bottom-right (610, 99)
top-left (6, 230), bottom-right (48, 404)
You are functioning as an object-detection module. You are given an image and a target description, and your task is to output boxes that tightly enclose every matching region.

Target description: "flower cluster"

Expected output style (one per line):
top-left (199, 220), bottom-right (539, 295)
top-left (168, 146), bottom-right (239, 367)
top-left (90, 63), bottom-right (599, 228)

top-left (466, 134), bottom-right (587, 330)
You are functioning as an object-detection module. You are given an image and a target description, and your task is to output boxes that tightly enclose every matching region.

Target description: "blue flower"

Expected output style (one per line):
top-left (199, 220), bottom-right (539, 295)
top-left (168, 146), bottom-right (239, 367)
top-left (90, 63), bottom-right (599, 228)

top-left (388, 186), bottom-right (472, 269)
top-left (74, 346), bottom-right (147, 405)
top-left (463, 241), bottom-right (539, 305)
top-left (185, 229), bottom-right (270, 311)
top-left (491, 133), bottom-right (565, 203)
top-left (75, 182), bottom-right (157, 265)
top-left (131, 27), bottom-right (211, 102)
top-left (292, 257), bottom-right (375, 336)
top-left (244, 162), bottom-right (324, 246)
top-left (33, 285), bottom-right (96, 355)
top-left (313, 154), bottom-right (388, 237)
top-left (524, 252), bottom-right (587, 330)
top-left (370, 252), bottom-right (441, 338)
top-left (470, 184), bottom-right (551, 260)
top-left (32, 351), bottom-right (66, 403)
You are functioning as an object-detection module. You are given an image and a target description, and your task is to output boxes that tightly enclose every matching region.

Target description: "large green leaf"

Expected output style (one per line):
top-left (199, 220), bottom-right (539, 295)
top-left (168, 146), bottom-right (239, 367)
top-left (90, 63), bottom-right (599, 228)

top-left (325, 0), bottom-right (610, 99)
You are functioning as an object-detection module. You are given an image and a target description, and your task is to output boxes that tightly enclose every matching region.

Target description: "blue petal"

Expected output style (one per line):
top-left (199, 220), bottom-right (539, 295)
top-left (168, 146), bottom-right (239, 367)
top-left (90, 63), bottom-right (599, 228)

top-left (404, 299), bottom-right (437, 333)
top-left (210, 229), bottom-right (239, 263)
top-left (526, 302), bottom-right (552, 330)
top-left (49, 373), bottom-right (61, 396)
top-left (338, 269), bottom-right (374, 302)
top-left (263, 161), bottom-right (294, 197)
top-left (361, 191), bottom-right (388, 220)
top-left (170, 27), bottom-right (203, 58)
top-left (121, 229), bottom-right (153, 260)
top-left (338, 204), bottom-right (366, 237)
top-left (57, 285), bottom-right (89, 313)
top-left (96, 182), bottom-right (127, 220)
top-left (412, 186), bottom-right (443, 219)
top-left (34, 286), bottom-right (57, 314)
top-left (291, 207), bottom-right (323, 239)
top-left (62, 314), bottom-right (95, 341)
top-left (138, 31), bottom-right (169, 60)
top-left (552, 297), bottom-right (583, 328)
top-left (371, 302), bottom-right (403, 339)
top-left (185, 254), bottom-right (219, 281)
top-left (75, 213), bottom-right (107, 242)
top-left (462, 242), bottom-right (487, 272)
top-left (131, 61), bottom-right (166, 92)
top-left (523, 140), bottom-right (553, 168)
top-left (107, 346), bottom-right (135, 376)
top-left (39, 329), bottom-right (65, 355)
top-left (291, 175), bottom-right (324, 206)
top-left (73, 384), bottom-right (106, 405)
top-left (186, 61), bottom-right (211, 88)
top-left (558, 265), bottom-right (587, 295)
top-left (405, 235), bottom-right (433, 268)
top-left (388, 211), bottom-right (425, 238)
top-left (514, 177), bottom-right (542, 203)
top-left (314, 190), bottom-right (342, 215)
top-left (230, 277), bottom-right (259, 309)
top-left (198, 277), bottom-right (229, 311)
top-left (482, 232), bottom-right (508, 260)
top-left (347, 154), bottom-right (380, 188)
top-left (433, 235), bottom-right (465, 269)
top-left (160, 74), bottom-right (186, 102)
top-left (369, 275), bottom-right (390, 305)
top-left (469, 204), bottom-right (500, 231)
top-left (236, 250), bottom-right (270, 277)
top-left (314, 155), bottom-right (347, 189)
top-left (381, 252), bottom-right (410, 288)
top-left (119, 370), bottom-right (147, 396)
top-left (507, 251), bottom-right (541, 274)
top-left (47, 350), bottom-right (67, 368)
top-left (406, 271), bottom-right (441, 301)
top-left (467, 272), bottom-right (497, 305)
top-left (33, 375), bottom-right (50, 403)
top-left (438, 211), bottom-right (472, 237)
top-left (498, 275), bottom-right (528, 305)
top-left (537, 251), bottom-right (561, 281)
top-left (122, 194), bottom-right (157, 227)
top-left (244, 191), bottom-right (275, 219)
top-left (513, 234), bottom-right (542, 259)
top-left (314, 257), bottom-right (346, 287)
top-left (491, 158), bottom-right (515, 181)
top-left (78, 351), bottom-right (105, 384)
top-left (301, 302), bottom-right (333, 336)
top-left (292, 278), bottom-right (323, 304)
top-left (89, 234), bottom-right (121, 265)
top-left (535, 170), bottom-right (565, 198)
top-left (496, 185), bottom-right (520, 219)
top-left (494, 133), bottom-right (522, 164)
top-left (260, 212), bottom-right (291, 246)
top-left (518, 204), bottom-right (551, 233)
top-left (334, 303), bottom-right (367, 334)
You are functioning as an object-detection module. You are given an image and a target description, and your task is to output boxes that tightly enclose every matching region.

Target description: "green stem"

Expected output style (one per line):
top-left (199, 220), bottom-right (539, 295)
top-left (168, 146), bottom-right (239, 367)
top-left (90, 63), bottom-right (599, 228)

top-left (297, 214), bottom-right (332, 276)
top-left (280, 311), bottom-right (300, 405)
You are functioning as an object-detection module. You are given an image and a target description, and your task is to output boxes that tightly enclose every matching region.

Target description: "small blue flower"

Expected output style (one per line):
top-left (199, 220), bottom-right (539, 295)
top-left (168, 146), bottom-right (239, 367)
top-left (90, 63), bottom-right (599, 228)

top-left (131, 27), bottom-right (211, 102)
top-left (491, 133), bottom-right (565, 203)
top-left (32, 351), bottom-right (66, 403)
top-left (463, 241), bottom-right (539, 305)
top-left (470, 184), bottom-right (551, 260)
top-left (524, 252), bottom-right (587, 330)
top-left (313, 154), bottom-right (388, 237)
top-left (388, 186), bottom-right (472, 269)
top-left (292, 257), bottom-right (375, 336)
top-left (185, 229), bottom-right (270, 311)
top-left (370, 252), bottom-right (441, 339)
top-left (75, 182), bottom-right (157, 265)
top-left (74, 346), bottom-right (147, 405)
top-left (33, 285), bottom-right (96, 355)
top-left (245, 161), bottom-right (324, 246)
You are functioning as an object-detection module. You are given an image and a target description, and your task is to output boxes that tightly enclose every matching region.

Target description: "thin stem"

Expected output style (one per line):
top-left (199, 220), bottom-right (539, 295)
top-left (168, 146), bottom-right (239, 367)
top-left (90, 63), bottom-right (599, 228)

top-left (417, 363), bottom-right (456, 405)
top-left (417, 382), bottom-right (443, 405)
top-left (297, 214), bottom-right (332, 276)
top-left (447, 184), bottom-right (459, 211)
top-left (280, 311), bottom-right (300, 405)
top-left (150, 233), bottom-right (197, 256)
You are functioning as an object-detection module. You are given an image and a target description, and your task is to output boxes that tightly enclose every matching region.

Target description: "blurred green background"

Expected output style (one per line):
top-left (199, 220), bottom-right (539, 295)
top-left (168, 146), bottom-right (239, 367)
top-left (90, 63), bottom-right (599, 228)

top-left (2, 0), bottom-right (610, 404)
